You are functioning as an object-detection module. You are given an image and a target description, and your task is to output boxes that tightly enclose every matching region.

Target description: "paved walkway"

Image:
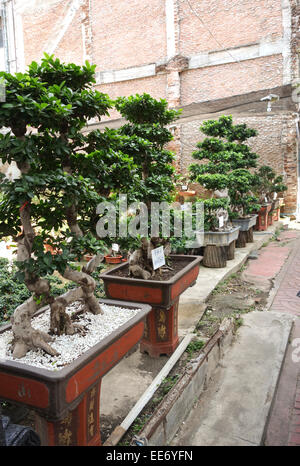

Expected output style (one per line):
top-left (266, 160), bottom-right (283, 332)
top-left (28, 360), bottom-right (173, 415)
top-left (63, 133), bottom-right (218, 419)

top-left (172, 227), bottom-right (300, 447)
top-left (263, 231), bottom-right (300, 446)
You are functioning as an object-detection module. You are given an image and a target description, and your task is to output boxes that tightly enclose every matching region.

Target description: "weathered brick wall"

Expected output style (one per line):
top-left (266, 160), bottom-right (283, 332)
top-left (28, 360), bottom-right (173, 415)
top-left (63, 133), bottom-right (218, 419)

top-left (92, 0), bottom-right (167, 71)
top-left (178, 0), bottom-right (283, 55)
top-left (96, 75), bottom-right (167, 122)
top-left (9, 0), bottom-right (299, 212)
top-left (181, 55), bottom-right (283, 105)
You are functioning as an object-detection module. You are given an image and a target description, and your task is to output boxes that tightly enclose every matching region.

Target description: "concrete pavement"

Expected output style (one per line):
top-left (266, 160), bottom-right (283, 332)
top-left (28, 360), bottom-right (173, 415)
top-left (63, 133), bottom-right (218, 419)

top-left (171, 227), bottom-right (300, 446)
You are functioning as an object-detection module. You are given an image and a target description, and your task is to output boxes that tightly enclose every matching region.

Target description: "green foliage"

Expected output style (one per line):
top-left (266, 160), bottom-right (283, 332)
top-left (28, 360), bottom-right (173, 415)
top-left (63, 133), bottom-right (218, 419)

top-left (101, 93), bottom-right (182, 245)
top-left (115, 93), bottom-right (180, 126)
top-left (0, 54), bottom-right (137, 299)
top-left (0, 258), bottom-right (79, 324)
top-left (197, 198), bottom-right (230, 231)
top-left (253, 165), bottom-right (288, 203)
top-left (185, 339), bottom-right (205, 356)
top-left (189, 115), bottom-right (261, 218)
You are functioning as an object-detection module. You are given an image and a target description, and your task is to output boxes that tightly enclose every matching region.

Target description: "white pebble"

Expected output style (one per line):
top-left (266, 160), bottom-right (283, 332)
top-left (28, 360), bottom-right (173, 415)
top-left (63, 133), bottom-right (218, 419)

top-left (0, 302), bottom-right (142, 371)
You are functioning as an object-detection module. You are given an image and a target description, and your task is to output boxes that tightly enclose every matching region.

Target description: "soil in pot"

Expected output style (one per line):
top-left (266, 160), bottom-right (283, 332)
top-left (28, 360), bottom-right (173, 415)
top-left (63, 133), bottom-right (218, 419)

top-left (110, 257), bottom-right (192, 281)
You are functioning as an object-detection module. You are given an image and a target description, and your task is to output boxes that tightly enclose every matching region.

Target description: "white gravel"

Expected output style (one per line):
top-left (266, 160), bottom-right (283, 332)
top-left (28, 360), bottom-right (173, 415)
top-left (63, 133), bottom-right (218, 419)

top-left (0, 302), bottom-right (142, 372)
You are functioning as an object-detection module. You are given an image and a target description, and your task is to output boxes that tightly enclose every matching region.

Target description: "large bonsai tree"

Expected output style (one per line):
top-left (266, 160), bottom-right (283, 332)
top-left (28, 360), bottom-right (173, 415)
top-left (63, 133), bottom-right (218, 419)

top-left (113, 94), bottom-right (181, 279)
top-left (189, 115), bottom-right (261, 220)
top-left (0, 55), bottom-right (137, 358)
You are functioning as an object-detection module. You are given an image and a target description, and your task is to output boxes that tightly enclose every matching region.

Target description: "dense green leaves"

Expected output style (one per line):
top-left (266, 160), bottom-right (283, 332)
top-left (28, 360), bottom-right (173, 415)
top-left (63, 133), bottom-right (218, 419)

top-left (253, 165), bottom-right (288, 203)
top-left (189, 115), bottom-right (261, 218)
top-left (115, 93), bottom-right (180, 126)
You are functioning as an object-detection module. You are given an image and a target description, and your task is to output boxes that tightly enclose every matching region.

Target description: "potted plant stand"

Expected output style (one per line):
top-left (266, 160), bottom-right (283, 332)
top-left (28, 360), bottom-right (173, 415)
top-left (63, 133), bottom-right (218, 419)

top-left (254, 204), bottom-right (272, 231)
top-left (100, 255), bottom-right (202, 358)
top-left (231, 214), bottom-right (258, 248)
top-left (0, 298), bottom-right (151, 446)
top-left (201, 226), bottom-right (240, 268)
top-left (272, 208), bottom-right (280, 222)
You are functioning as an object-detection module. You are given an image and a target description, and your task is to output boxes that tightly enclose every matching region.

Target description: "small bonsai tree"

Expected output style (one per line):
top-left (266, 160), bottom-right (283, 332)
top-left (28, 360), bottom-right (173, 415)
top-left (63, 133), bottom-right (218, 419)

top-left (200, 198), bottom-right (230, 232)
top-left (189, 115), bottom-right (261, 220)
top-left (0, 55), bottom-right (137, 358)
top-left (113, 93), bottom-right (181, 279)
top-left (253, 165), bottom-right (288, 204)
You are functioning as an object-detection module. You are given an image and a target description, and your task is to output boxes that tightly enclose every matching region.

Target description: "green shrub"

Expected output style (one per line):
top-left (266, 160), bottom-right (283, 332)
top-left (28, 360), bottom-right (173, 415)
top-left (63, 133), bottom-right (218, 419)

top-left (0, 258), bottom-right (104, 324)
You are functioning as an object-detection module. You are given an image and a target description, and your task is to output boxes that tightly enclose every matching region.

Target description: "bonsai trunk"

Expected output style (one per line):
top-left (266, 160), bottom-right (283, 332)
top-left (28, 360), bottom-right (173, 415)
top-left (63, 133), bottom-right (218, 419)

top-left (11, 142), bottom-right (104, 358)
top-left (128, 238), bottom-right (170, 280)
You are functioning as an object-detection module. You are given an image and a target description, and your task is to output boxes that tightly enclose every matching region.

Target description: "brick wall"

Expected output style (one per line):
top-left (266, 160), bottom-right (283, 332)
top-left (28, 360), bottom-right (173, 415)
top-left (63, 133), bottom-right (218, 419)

top-left (92, 0), bottom-right (167, 71)
top-left (178, 0), bottom-right (283, 55)
top-left (7, 0), bottom-right (300, 212)
top-left (181, 55), bottom-right (284, 105)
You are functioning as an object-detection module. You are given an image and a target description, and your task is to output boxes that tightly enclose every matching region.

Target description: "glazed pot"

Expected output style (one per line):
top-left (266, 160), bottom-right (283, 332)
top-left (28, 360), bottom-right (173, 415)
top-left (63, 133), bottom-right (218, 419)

top-left (0, 298), bottom-right (151, 446)
top-left (176, 190), bottom-right (197, 203)
top-left (99, 255), bottom-right (202, 358)
top-left (231, 214), bottom-right (258, 248)
top-left (203, 226), bottom-right (240, 247)
top-left (231, 214), bottom-right (258, 232)
top-left (104, 255), bottom-right (122, 264)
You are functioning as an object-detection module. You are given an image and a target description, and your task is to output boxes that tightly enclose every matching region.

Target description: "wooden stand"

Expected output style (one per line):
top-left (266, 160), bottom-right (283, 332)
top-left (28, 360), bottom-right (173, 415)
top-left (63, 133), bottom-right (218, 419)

top-left (35, 381), bottom-right (102, 446)
top-left (140, 301), bottom-right (179, 358)
top-left (236, 230), bottom-right (248, 248)
top-left (246, 227), bottom-right (253, 243)
top-left (203, 245), bottom-right (228, 268)
top-left (226, 240), bottom-right (236, 260)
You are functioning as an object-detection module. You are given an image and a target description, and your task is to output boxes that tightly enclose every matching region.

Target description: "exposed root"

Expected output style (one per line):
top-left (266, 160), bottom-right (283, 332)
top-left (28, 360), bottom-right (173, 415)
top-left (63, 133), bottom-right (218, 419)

top-left (128, 237), bottom-right (171, 279)
top-left (11, 297), bottom-right (59, 359)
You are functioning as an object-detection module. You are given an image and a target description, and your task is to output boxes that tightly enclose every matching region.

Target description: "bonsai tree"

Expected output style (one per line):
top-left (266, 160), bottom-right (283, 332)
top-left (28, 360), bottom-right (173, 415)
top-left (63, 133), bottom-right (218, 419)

top-left (189, 115), bottom-right (261, 220)
top-left (0, 55), bottom-right (137, 358)
top-left (200, 198), bottom-right (230, 232)
top-left (113, 93), bottom-right (181, 279)
top-left (253, 165), bottom-right (288, 204)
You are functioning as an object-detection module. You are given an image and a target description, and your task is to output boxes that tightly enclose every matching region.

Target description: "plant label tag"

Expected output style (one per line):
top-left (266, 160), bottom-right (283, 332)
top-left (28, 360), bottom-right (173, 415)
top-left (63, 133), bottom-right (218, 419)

top-left (152, 246), bottom-right (165, 270)
top-left (265, 197), bottom-right (268, 203)
top-left (219, 216), bottom-right (224, 228)
top-left (112, 243), bottom-right (119, 252)
top-left (273, 192), bottom-right (277, 200)
top-left (181, 185), bottom-right (188, 191)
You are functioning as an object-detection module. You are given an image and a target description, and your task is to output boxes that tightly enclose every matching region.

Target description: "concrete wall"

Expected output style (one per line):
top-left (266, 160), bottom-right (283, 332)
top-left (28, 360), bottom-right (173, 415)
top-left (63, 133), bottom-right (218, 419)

top-left (2, 0), bottom-right (300, 212)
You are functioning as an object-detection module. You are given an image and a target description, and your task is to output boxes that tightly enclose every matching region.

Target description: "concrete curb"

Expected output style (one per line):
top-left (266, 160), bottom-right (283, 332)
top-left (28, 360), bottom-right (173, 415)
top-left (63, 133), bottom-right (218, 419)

top-left (132, 318), bottom-right (236, 446)
top-left (129, 222), bottom-right (286, 446)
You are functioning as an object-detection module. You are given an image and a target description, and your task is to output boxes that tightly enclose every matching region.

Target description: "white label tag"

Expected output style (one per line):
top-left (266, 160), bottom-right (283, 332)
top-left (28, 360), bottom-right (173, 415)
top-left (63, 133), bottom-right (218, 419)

top-left (181, 185), bottom-right (188, 191)
top-left (219, 216), bottom-right (224, 228)
top-left (273, 192), bottom-right (277, 200)
top-left (265, 197), bottom-right (268, 203)
top-left (151, 246), bottom-right (166, 270)
top-left (112, 243), bottom-right (119, 252)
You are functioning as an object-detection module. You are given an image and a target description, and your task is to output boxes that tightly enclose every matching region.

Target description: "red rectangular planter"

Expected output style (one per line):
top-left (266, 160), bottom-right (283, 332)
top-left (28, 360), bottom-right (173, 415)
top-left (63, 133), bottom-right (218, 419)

top-left (100, 255), bottom-right (202, 309)
top-left (0, 298), bottom-right (151, 446)
top-left (100, 255), bottom-right (202, 357)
